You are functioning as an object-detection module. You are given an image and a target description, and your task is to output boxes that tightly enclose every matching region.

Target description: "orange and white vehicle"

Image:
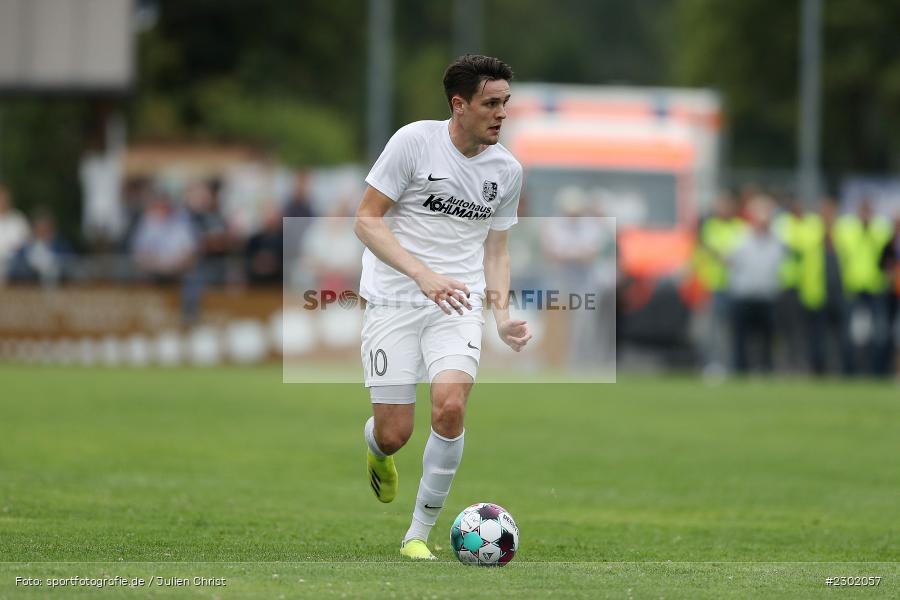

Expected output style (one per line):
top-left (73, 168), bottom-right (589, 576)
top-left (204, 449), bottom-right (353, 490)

top-left (502, 84), bottom-right (722, 349)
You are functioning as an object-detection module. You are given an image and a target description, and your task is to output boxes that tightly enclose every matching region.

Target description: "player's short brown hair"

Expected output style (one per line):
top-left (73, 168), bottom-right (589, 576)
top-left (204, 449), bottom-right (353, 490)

top-left (443, 55), bottom-right (513, 109)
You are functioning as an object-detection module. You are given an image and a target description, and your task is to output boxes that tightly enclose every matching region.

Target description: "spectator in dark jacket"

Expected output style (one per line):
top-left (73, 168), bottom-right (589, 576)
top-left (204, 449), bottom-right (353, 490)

top-left (8, 208), bottom-right (74, 285)
top-left (245, 204), bottom-right (284, 286)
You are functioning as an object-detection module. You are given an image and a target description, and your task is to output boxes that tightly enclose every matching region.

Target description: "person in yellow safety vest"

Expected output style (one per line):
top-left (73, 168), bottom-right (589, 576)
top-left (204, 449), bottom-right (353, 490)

top-left (794, 199), bottom-right (853, 375)
top-left (832, 199), bottom-right (893, 376)
top-left (693, 192), bottom-right (748, 375)
top-left (773, 200), bottom-right (808, 372)
top-left (774, 202), bottom-right (803, 290)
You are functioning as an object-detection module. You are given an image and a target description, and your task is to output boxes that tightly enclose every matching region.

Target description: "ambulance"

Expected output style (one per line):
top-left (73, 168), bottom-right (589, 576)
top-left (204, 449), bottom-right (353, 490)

top-left (502, 84), bottom-right (722, 353)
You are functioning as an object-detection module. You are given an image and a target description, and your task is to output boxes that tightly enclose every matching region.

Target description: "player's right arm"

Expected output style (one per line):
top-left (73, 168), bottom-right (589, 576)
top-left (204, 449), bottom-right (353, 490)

top-left (354, 185), bottom-right (472, 315)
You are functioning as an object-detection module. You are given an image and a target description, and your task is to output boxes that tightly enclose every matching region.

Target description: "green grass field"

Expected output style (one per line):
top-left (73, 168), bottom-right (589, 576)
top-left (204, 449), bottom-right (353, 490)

top-left (1, 365), bottom-right (898, 598)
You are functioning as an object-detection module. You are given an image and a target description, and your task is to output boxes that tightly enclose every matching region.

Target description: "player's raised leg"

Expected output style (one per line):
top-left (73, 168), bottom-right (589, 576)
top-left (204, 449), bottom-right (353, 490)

top-left (401, 362), bottom-right (474, 559)
top-left (365, 386), bottom-right (415, 503)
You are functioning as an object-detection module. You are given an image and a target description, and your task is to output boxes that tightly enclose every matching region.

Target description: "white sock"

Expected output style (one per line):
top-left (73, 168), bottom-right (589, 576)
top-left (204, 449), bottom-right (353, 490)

top-left (403, 428), bottom-right (464, 544)
top-left (364, 416), bottom-right (387, 458)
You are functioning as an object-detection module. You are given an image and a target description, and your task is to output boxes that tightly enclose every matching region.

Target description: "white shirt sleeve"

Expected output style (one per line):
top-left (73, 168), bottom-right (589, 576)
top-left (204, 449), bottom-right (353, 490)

top-left (364, 124), bottom-right (421, 202)
top-left (490, 162), bottom-right (522, 231)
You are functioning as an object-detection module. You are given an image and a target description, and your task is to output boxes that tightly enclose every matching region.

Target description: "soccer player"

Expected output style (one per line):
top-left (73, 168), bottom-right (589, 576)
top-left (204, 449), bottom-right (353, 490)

top-left (354, 55), bottom-right (532, 560)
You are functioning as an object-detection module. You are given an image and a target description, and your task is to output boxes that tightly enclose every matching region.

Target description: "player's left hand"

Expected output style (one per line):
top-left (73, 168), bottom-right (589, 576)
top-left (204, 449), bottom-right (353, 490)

top-left (497, 319), bottom-right (532, 352)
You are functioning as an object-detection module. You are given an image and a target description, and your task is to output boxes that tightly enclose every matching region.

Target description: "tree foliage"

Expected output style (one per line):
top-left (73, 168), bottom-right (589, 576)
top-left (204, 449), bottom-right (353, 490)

top-left (131, 0), bottom-right (365, 165)
top-left (0, 100), bottom-right (90, 242)
top-left (488, 0), bottom-right (672, 85)
top-left (672, 0), bottom-right (900, 173)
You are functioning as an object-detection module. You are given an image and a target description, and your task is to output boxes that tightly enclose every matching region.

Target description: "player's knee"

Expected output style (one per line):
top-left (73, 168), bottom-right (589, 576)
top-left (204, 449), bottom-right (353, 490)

top-left (377, 424), bottom-right (413, 454)
top-left (432, 390), bottom-right (467, 435)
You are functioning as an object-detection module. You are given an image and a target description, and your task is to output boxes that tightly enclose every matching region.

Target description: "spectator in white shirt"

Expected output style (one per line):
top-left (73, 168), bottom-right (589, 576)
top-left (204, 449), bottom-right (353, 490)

top-left (728, 195), bottom-right (785, 373)
top-left (0, 184), bottom-right (30, 285)
top-left (130, 192), bottom-right (197, 285)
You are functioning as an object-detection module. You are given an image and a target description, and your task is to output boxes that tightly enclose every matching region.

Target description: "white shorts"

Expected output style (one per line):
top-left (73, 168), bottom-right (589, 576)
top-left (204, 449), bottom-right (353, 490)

top-left (361, 302), bottom-right (484, 387)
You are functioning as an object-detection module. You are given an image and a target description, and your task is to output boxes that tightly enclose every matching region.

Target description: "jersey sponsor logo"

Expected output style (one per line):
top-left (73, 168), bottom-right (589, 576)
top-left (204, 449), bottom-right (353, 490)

top-left (482, 180), bottom-right (498, 203)
top-left (467, 341), bottom-right (479, 350)
top-left (428, 173), bottom-right (449, 181)
top-left (422, 194), bottom-right (492, 221)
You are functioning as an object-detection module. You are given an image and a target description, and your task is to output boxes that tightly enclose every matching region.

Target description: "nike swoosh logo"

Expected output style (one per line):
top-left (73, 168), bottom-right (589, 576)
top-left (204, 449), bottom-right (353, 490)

top-left (467, 342), bottom-right (479, 350)
top-left (424, 504), bottom-right (442, 509)
top-left (428, 174), bottom-right (449, 181)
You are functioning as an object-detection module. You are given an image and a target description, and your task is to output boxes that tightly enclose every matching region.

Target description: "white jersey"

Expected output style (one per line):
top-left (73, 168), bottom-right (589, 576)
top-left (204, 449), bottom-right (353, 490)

top-left (360, 119), bottom-right (522, 306)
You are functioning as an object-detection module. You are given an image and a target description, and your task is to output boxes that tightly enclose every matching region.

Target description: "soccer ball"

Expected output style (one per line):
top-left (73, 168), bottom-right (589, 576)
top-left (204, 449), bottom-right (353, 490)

top-left (450, 502), bottom-right (519, 566)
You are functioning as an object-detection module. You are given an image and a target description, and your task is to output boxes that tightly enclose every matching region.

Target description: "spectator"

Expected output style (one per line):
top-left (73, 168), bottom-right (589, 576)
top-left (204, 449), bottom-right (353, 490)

top-left (773, 199), bottom-right (806, 371)
top-left (7, 208), bottom-right (74, 286)
top-left (879, 211), bottom-right (900, 375)
top-left (541, 186), bottom-right (613, 370)
top-left (283, 171), bottom-right (316, 219)
top-left (185, 180), bottom-right (230, 284)
top-left (833, 199), bottom-right (893, 376)
top-left (0, 183), bottom-right (30, 285)
top-left (693, 191), bottom-right (747, 377)
top-left (120, 178), bottom-right (154, 252)
top-left (727, 195), bottom-right (784, 374)
top-left (282, 171), bottom-right (316, 285)
top-left (130, 192), bottom-right (197, 285)
top-left (301, 198), bottom-right (362, 293)
top-left (183, 181), bottom-right (231, 323)
top-left (245, 203), bottom-right (284, 286)
top-left (798, 198), bottom-right (852, 375)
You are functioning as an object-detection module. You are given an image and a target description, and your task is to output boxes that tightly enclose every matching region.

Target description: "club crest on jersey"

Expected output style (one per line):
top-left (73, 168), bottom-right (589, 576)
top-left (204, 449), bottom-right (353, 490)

top-left (482, 181), bottom-right (498, 203)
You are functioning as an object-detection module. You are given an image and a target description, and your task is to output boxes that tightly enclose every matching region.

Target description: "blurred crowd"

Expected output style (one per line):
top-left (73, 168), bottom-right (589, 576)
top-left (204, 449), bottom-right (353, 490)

top-left (694, 189), bottom-right (900, 379)
top-left (0, 173), bottom-right (361, 326)
top-left (3, 174), bottom-right (900, 378)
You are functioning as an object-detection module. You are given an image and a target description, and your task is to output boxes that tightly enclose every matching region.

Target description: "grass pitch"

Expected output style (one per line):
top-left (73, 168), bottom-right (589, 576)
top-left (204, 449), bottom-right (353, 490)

top-left (0, 365), bottom-right (898, 598)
